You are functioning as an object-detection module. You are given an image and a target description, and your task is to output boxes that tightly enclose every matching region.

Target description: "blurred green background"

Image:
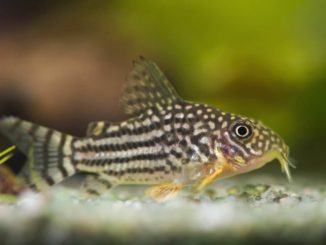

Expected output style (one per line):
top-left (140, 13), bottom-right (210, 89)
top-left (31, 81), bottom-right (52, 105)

top-left (0, 0), bottom-right (325, 174)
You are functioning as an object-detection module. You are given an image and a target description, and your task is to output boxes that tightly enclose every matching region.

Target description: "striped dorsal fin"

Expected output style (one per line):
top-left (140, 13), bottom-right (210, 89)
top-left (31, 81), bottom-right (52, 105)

top-left (121, 56), bottom-right (182, 115)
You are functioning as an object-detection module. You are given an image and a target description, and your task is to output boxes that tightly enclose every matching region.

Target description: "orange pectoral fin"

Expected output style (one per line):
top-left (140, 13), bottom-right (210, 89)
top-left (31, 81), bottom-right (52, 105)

top-left (193, 164), bottom-right (225, 192)
top-left (146, 183), bottom-right (183, 202)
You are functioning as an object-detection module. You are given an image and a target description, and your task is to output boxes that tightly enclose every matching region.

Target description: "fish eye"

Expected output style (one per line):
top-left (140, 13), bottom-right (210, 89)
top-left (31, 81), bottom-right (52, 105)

top-left (233, 123), bottom-right (252, 139)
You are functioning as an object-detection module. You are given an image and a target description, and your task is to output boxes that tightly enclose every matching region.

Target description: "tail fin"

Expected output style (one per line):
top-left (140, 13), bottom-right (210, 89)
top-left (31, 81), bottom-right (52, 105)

top-left (0, 116), bottom-right (77, 189)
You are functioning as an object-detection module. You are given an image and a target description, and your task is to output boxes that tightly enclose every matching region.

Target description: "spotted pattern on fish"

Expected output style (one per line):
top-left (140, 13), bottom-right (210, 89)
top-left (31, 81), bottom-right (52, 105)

top-left (69, 102), bottom-right (226, 184)
top-left (0, 56), bottom-right (292, 193)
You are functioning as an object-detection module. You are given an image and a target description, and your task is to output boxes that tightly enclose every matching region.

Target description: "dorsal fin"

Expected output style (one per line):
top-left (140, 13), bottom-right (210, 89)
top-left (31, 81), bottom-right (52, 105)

top-left (121, 56), bottom-right (182, 115)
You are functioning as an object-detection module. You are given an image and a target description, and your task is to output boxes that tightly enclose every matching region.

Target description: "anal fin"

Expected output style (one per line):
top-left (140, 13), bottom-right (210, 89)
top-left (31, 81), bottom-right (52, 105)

top-left (80, 174), bottom-right (113, 198)
top-left (146, 183), bottom-right (183, 202)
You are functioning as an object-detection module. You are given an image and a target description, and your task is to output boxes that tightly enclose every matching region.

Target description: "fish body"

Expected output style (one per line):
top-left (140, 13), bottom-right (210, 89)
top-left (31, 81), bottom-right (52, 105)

top-left (0, 57), bottom-right (293, 200)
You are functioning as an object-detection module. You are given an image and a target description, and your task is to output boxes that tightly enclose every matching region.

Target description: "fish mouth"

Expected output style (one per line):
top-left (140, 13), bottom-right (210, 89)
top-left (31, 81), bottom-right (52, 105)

top-left (247, 149), bottom-right (295, 182)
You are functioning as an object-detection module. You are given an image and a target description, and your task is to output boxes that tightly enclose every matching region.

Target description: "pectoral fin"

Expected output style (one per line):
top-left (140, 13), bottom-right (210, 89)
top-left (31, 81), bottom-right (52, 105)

top-left (146, 183), bottom-right (183, 202)
top-left (193, 164), bottom-right (224, 192)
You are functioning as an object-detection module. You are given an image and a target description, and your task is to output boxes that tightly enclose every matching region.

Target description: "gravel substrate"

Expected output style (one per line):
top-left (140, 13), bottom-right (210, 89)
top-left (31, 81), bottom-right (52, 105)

top-left (0, 174), bottom-right (325, 244)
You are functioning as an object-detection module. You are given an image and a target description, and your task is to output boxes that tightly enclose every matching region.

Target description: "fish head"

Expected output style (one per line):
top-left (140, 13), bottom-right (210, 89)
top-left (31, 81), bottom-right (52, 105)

top-left (218, 115), bottom-right (294, 181)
